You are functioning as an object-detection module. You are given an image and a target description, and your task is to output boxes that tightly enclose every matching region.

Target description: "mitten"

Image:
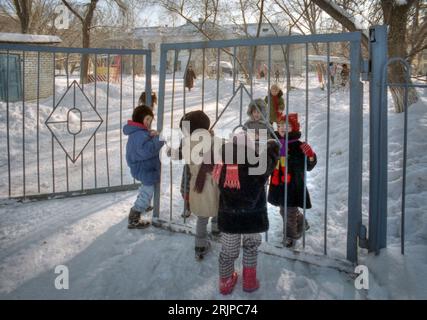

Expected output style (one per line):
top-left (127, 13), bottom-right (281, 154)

top-left (300, 142), bottom-right (315, 158)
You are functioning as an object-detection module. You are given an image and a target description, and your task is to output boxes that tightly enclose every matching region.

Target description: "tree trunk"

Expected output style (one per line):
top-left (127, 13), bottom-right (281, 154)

top-left (13, 0), bottom-right (31, 33)
top-left (386, 1), bottom-right (418, 113)
top-left (20, 17), bottom-right (29, 33)
top-left (81, 24), bottom-right (90, 84)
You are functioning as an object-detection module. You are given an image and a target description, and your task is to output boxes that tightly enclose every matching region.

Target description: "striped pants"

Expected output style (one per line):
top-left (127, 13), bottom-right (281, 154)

top-left (219, 233), bottom-right (262, 278)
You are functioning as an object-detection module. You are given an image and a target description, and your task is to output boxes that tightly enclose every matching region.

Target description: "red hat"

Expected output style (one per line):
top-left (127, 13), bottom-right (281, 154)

top-left (278, 113), bottom-right (300, 132)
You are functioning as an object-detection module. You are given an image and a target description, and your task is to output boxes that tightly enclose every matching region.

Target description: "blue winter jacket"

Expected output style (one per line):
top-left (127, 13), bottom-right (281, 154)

top-left (123, 122), bottom-right (165, 185)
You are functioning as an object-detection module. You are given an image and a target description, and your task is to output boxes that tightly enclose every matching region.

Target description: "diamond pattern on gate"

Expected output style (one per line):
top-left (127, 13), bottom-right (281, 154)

top-left (45, 80), bottom-right (103, 163)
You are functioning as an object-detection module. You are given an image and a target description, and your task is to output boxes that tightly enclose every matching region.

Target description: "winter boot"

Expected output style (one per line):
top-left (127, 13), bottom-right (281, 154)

top-left (181, 208), bottom-right (192, 218)
top-left (219, 272), bottom-right (238, 295)
top-left (286, 211), bottom-right (301, 240)
top-left (243, 267), bottom-right (260, 292)
top-left (297, 212), bottom-right (310, 233)
top-left (284, 237), bottom-right (296, 248)
top-left (128, 208), bottom-right (150, 229)
top-left (195, 241), bottom-right (211, 260)
top-left (211, 221), bottom-right (220, 237)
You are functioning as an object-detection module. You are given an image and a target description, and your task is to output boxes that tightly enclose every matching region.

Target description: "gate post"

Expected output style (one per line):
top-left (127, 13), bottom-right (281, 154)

top-left (153, 48), bottom-right (167, 219)
top-left (368, 25), bottom-right (388, 253)
top-left (347, 39), bottom-right (363, 264)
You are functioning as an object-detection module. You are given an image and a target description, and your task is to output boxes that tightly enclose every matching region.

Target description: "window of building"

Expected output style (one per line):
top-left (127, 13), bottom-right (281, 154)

top-left (262, 28), bottom-right (269, 32)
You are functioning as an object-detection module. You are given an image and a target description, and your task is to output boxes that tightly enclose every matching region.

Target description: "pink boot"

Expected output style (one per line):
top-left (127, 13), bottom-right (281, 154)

top-left (219, 272), bottom-right (238, 295)
top-left (243, 267), bottom-right (260, 292)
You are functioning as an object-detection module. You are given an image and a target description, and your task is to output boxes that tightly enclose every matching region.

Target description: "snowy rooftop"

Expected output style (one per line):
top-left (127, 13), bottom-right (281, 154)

top-left (0, 32), bottom-right (62, 44)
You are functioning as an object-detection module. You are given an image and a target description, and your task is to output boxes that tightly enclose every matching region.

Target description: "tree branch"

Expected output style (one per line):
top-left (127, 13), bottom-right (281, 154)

top-left (61, 0), bottom-right (83, 23)
top-left (311, 0), bottom-right (369, 49)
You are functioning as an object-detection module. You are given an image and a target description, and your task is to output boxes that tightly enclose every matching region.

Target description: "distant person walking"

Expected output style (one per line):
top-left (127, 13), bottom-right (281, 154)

top-left (329, 62), bottom-right (337, 85)
top-left (341, 63), bottom-right (349, 87)
top-left (185, 65), bottom-right (197, 92)
top-left (275, 69), bottom-right (280, 83)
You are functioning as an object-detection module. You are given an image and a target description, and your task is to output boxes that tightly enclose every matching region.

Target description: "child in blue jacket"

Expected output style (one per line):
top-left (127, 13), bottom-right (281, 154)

top-left (123, 105), bottom-right (165, 229)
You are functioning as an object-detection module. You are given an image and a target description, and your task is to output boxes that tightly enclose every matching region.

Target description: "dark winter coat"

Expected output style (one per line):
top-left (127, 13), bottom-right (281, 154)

top-left (123, 122), bottom-right (165, 185)
top-left (217, 137), bottom-right (280, 234)
top-left (185, 68), bottom-right (197, 89)
top-left (267, 131), bottom-right (317, 208)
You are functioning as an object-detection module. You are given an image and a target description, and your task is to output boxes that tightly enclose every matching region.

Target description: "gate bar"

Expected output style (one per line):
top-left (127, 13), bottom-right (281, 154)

top-left (52, 52), bottom-right (56, 193)
top-left (153, 47), bottom-right (168, 219)
top-left (120, 54), bottom-right (124, 186)
top-left (145, 51), bottom-right (152, 107)
top-left (94, 54), bottom-right (98, 188)
top-left (368, 25), bottom-right (388, 254)
top-left (303, 42), bottom-right (309, 249)
top-left (6, 50), bottom-right (11, 196)
top-left (161, 32), bottom-right (362, 51)
top-left (216, 48), bottom-right (220, 120)
top-left (324, 43), bottom-right (331, 255)
top-left (347, 39), bottom-right (364, 263)
top-left (22, 51), bottom-right (26, 197)
top-left (132, 54), bottom-right (136, 185)
top-left (283, 44), bottom-right (290, 243)
top-left (202, 48), bottom-right (205, 111)
top-left (105, 53), bottom-right (111, 187)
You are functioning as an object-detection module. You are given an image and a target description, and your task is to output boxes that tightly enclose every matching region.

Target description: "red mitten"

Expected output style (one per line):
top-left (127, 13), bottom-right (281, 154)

top-left (271, 168), bottom-right (280, 186)
top-left (300, 142), bottom-right (315, 158)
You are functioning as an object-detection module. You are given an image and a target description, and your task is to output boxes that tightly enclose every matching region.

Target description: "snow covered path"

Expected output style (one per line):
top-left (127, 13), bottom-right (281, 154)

top-left (0, 192), bottom-right (364, 300)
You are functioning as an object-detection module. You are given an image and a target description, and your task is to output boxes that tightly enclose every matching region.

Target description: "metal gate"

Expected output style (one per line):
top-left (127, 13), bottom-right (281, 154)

top-left (0, 44), bottom-right (152, 200)
top-left (153, 31), bottom-right (365, 263)
top-left (1, 27), bottom-right (404, 266)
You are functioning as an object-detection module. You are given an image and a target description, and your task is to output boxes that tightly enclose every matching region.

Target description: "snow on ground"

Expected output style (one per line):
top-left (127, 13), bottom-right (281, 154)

top-left (0, 192), bottom-right (364, 300)
top-left (0, 69), bottom-right (426, 299)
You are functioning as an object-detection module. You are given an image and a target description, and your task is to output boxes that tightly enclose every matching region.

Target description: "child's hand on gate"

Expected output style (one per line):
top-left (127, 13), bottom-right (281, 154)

top-left (150, 130), bottom-right (159, 137)
top-left (300, 142), bottom-right (315, 158)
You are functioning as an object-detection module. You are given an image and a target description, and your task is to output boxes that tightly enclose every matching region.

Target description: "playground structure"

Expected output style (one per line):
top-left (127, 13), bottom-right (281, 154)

top-left (87, 54), bottom-right (121, 83)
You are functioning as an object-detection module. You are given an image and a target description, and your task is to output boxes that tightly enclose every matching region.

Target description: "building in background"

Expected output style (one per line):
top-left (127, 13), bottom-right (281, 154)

top-left (0, 33), bottom-right (62, 102)
top-left (103, 20), bottom-right (305, 77)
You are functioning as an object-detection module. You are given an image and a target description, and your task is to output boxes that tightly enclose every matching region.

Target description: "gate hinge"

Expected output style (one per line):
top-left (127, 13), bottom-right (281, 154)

top-left (358, 224), bottom-right (369, 249)
top-left (361, 59), bottom-right (370, 81)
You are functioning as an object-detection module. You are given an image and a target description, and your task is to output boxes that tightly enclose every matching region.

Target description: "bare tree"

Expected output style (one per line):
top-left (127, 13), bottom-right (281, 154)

top-left (0, 0), bottom-right (58, 34)
top-left (12, 0), bottom-right (31, 33)
top-left (311, 0), bottom-right (423, 113)
top-left (158, 0), bottom-right (251, 78)
top-left (61, 0), bottom-right (128, 83)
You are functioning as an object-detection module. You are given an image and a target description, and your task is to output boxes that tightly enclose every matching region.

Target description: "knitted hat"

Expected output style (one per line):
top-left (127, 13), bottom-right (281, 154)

top-left (179, 110), bottom-right (211, 134)
top-left (277, 113), bottom-right (300, 132)
top-left (132, 105), bottom-right (154, 124)
top-left (247, 98), bottom-right (268, 118)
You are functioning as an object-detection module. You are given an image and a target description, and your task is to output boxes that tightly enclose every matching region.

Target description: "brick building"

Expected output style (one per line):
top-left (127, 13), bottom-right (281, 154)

top-left (0, 33), bottom-right (62, 102)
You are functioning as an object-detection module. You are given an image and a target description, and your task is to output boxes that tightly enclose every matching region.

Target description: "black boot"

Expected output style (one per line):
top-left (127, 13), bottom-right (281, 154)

top-left (195, 242), bottom-right (211, 260)
top-left (128, 208), bottom-right (150, 229)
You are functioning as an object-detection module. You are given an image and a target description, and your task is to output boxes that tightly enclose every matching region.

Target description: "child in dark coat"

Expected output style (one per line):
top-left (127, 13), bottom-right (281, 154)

top-left (123, 105), bottom-right (165, 228)
top-left (214, 134), bottom-right (280, 294)
top-left (267, 113), bottom-right (317, 247)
